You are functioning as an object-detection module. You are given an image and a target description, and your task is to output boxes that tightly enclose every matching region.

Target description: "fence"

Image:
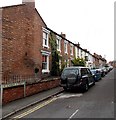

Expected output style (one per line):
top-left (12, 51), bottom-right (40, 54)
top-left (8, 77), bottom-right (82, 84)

top-left (2, 75), bottom-right (41, 88)
top-left (1, 75), bottom-right (60, 104)
top-left (2, 75), bottom-right (60, 87)
top-left (1, 75), bottom-right (42, 99)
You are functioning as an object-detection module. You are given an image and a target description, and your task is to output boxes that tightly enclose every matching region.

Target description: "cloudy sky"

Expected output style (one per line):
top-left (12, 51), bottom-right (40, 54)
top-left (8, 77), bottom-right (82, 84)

top-left (0, 0), bottom-right (115, 62)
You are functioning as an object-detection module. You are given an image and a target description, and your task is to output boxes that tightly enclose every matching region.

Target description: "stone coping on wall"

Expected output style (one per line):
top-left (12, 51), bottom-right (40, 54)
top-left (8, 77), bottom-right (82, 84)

top-left (2, 77), bottom-right (60, 104)
top-left (1, 76), bottom-right (60, 89)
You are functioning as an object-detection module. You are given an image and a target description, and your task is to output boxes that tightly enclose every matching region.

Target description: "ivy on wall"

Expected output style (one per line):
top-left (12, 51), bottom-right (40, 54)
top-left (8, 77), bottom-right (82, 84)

top-left (50, 32), bottom-right (60, 76)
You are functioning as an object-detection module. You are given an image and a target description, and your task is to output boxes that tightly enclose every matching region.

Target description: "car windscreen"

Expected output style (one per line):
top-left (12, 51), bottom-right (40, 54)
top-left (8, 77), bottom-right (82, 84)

top-left (62, 68), bottom-right (78, 75)
top-left (91, 70), bottom-right (96, 74)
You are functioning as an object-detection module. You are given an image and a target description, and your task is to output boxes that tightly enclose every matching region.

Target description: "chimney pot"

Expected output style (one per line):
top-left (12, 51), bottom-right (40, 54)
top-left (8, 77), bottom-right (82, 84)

top-left (22, 0), bottom-right (35, 8)
top-left (61, 32), bottom-right (66, 38)
top-left (23, 0), bottom-right (35, 2)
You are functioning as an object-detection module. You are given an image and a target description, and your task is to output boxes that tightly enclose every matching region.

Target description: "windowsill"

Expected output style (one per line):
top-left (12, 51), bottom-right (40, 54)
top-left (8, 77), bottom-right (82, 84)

top-left (65, 52), bottom-right (68, 55)
top-left (57, 49), bottom-right (61, 52)
top-left (42, 69), bottom-right (50, 73)
top-left (43, 45), bottom-right (49, 49)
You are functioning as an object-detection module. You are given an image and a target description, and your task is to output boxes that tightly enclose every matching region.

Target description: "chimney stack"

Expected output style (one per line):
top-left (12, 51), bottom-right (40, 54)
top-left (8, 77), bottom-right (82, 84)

top-left (61, 32), bottom-right (66, 38)
top-left (76, 42), bottom-right (80, 47)
top-left (23, 0), bottom-right (35, 3)
top-left (22, 0), bottom-right (35, 8)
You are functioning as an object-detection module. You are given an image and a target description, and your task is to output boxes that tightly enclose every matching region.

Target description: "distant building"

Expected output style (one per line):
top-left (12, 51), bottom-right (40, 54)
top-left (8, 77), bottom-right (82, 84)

top-left (109, 61), bottom-right (116, 68)
top-left (93, 53), bottom-right (107, 68)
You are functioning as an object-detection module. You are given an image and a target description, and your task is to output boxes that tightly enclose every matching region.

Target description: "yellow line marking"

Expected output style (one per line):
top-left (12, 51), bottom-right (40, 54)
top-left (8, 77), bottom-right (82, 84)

top-left (13, 97), bottom-right (57, 119)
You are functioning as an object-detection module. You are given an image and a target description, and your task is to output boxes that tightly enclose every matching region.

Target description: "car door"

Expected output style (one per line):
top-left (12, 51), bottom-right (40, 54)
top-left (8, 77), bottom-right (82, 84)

top-left (81, 68), bottom-right (88, 84)
top-left (87, 68), bottom-right (94, 85)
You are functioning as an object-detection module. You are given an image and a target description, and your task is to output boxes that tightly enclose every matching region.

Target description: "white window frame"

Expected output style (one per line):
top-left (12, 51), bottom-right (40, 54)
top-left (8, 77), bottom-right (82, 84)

top-left (81, 50), bottom-right (83, 58)
top-left (77, 48), bottom-right (79, 58)
top-left (65, 59), bottom-right (67, 67)
top-left (65, 59), bottom-right (69, 67)
top-left (56, 35), bottom-right (61, 52)
top-left (78, 49), bottom-right (81, 58)
top-left (70, 57), bottom-right (74, 66)
top-left (41, 50), bottom-right (51, 73)
top-left (42, 27), bottom-right (50, 48)
top-left (70, 44), bottom-right (73, 55)
top-left (59, 59), bottom-right (61, 69)
top-left (64, 40), bottom-right (68, 54)
top-left (67, 59), bottom-right (69, 67)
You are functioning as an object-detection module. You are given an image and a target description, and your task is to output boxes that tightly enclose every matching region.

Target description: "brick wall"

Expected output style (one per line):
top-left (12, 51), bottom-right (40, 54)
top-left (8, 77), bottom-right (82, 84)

top-left (3, 79), bottom-right (60, 104)
top-left (2, 3), bottom-right (47, 82)
top-left (3, 86), bottom-right (24, 104)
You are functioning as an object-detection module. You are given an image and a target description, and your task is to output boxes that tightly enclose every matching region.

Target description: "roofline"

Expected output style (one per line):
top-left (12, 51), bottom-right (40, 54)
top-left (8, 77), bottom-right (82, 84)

top-left (0, 4), bottom-right (47, 27)
top-left (46, 27), bottom-right (74, 44)
top-left (47, 27), bottom-right (96, 55)
top-left (0, 4), bottom-right (25, 9)
top-left (47, 27), bottom-right (87, 50)
top-left (47, 28), bottom-right (106, 61)
top-left (92, 55), bottom-right (99, 60)
top-left (35, 8), bottom-right (47, 27)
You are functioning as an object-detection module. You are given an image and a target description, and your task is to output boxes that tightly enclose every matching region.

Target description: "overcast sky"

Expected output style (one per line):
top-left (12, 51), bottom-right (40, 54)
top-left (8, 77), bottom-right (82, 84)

top-left (0, 0), bottom-right (115, 62)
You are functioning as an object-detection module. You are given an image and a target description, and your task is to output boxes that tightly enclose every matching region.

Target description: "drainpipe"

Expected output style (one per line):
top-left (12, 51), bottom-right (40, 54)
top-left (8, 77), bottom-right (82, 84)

top-left (0, 84), bottom-right (3, 119)
top-left (0, 8), bottom-right (2, 119)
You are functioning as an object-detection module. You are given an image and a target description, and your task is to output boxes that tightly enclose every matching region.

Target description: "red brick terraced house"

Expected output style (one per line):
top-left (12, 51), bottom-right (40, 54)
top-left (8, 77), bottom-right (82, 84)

top-left (1, 0), bottom-right (64, 104)
top-left (93, 53), bottom-right (107, 68)
top-left (47, 28), bottom-right (76, 69)
top-left (1, 1), bottom-right (49, 83)
top-left (1, 0), bottom-right (107, 83)
top-left (109, 61), bottom-right (116, 68)
top-left (0, 0), bottom-right (108, 104)
top-left (1, 0), bottom-right (77, 84)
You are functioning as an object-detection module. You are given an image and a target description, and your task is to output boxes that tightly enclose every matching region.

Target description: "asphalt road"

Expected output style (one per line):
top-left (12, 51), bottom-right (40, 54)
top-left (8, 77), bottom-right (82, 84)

top-left (12, 69), bottom-right (114, 119)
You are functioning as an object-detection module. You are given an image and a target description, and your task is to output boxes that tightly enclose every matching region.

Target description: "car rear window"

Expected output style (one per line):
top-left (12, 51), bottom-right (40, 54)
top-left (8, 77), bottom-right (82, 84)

top-left (81, 68), bottom-right (88, 76)
top-left (62, 68), bottom-right (78, 75)
top-left (91, 70), bottom-right (96, 74)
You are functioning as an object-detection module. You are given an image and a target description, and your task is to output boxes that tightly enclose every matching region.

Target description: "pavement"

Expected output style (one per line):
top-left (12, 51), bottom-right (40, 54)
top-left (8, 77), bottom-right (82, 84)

top-left (2, 86), bottom-right (64, 119)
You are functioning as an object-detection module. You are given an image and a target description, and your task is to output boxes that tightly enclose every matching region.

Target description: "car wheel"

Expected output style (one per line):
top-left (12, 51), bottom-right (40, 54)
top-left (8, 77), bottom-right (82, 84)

top-left (82, 82), bottom-right (89, 92)
top-left (63, 87), bottom-right (68, 91)
top-left (93, 80), bottom-right (95, 85)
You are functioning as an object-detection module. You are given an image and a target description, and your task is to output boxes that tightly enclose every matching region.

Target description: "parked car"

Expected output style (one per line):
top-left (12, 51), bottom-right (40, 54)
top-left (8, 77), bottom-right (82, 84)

top-left (99, 68), bottom-right (106, 77)
top-left (60, 66), bottom-right (95, 92)
top-left (106, 66), bottom-right (113, 72)
top-left (96, 68), bottom-right (105, 77)
top-left (90, 69), bottom-right (102, 82)
top-left (102, 67), bottom-right (108, 74)
top-left (109, 66), bottom-right (113, 71)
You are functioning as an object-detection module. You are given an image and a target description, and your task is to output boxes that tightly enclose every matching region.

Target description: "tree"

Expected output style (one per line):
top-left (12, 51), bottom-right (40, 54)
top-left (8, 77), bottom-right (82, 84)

top-left (50, 32), bottom-right (60, 76)
top-left (71, 57), bottom-right (86, 66)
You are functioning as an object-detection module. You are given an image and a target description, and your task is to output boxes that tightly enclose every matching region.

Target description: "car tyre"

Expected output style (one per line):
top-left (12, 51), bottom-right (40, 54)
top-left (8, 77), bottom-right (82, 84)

top-left (93, 80), bottom-right (95, 85)
top-left (63, 87), bottom-right (68, 91)
top-left (82, 82), bottom-right (89, 92)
